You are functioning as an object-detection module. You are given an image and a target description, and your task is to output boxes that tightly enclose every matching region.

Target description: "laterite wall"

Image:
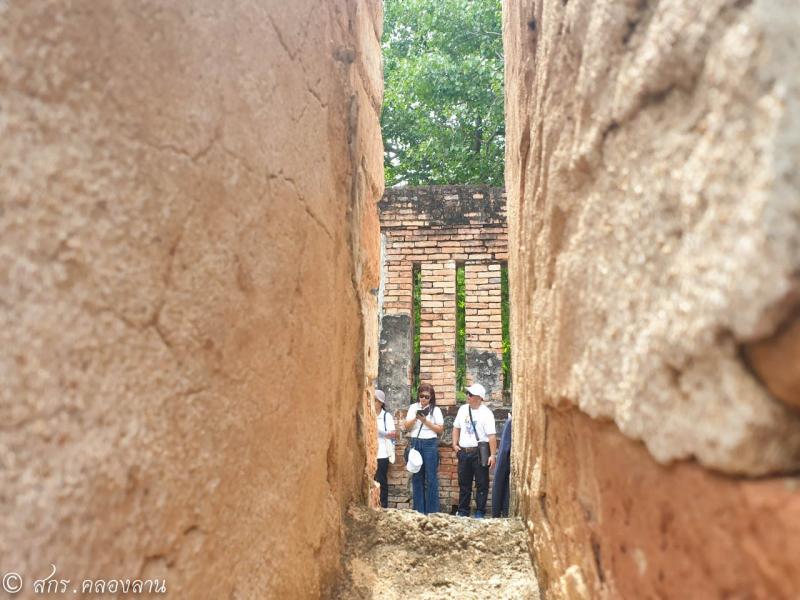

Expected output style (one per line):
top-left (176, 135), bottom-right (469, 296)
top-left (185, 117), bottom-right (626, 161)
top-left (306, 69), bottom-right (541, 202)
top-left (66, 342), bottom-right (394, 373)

top-left (504, 0), bottom-right (800, 597)
top-left (0, 1), bottom-right (384, 597)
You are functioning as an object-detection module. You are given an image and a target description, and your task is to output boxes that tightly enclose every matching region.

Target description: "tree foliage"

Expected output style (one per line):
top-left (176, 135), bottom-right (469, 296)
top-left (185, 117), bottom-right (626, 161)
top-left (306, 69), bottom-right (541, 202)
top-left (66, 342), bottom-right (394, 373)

top-left (455, 264), bottom-right (467, 403)
top-left (382, 0), bottom-right (504, 187)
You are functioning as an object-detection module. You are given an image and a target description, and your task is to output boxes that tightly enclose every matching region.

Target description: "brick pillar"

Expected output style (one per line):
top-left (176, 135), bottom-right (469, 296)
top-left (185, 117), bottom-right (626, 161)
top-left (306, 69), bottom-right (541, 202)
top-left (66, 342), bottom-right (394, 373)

top-left (464, 262), bottom-right (504, 402)
top-left (383, 259), bottom-right (413, 313)
top-left (378, 260), bottom-right (413, 411)
top-left (419, 260), bottom-right (456, 405)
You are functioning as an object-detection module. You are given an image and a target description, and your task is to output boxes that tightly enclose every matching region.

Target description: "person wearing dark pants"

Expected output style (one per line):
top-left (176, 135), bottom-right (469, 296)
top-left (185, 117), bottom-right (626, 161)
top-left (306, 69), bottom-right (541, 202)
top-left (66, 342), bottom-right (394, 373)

top-left (374, 389), bottom-right (396, 508)
top-left (451, 383), bottom-right (497, 518)
top-left (375, 456), bottom-right (390, 508)
top-left (456, 448), bottom-right (490, 515)
top-left (491, 414), bottom-right (512, 518)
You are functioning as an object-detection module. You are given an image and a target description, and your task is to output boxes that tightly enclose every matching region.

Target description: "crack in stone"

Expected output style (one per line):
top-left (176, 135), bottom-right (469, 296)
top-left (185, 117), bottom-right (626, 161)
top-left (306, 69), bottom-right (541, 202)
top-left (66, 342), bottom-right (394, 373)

top-left (144, 127), bottom-right (220, 164)
top-left (267, 15), bottom-right (299, 60)
top-left (268, 7), bottom-right (314, 63)
top-left (270, 172), bottom-right (334, 240)
top-left (306, 84), bottom-right (326, 108)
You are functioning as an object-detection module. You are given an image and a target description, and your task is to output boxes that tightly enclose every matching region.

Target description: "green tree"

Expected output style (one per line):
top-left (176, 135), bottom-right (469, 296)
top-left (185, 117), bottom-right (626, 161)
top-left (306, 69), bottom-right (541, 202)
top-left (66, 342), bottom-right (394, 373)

top-left (382, 0), bottom-right (504, 187)
top-left (455, 264), bottom-right (467, 402)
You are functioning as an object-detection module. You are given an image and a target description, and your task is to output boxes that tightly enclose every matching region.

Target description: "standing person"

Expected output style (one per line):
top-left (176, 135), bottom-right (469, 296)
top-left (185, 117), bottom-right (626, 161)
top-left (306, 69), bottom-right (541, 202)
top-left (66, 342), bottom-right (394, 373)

top-left (403, 383), bottom-right (444, 514)
top-left (374, 389), bottom-right (396, 509)
top-left (492, 413), bottom-right (512, 518)
top-left (452, 383), bottom-right (497, 518)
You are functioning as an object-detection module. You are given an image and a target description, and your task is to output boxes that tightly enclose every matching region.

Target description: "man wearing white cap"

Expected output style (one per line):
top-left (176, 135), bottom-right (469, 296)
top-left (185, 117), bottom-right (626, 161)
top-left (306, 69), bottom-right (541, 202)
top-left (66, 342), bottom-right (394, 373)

top-left (451, 382), bottom-right (497, 518)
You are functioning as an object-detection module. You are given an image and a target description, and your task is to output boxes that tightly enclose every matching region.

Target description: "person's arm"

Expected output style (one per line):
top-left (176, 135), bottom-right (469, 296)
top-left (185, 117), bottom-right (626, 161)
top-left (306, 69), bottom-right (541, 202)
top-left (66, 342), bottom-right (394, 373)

top-left (387, 414), bottom-right (397, 440)
top-left (488, 434), bottom-right (498, 469)
top-left (403, 406), bottom-right (417, 430)
top-left (452, 425), bottom-right (461, 453)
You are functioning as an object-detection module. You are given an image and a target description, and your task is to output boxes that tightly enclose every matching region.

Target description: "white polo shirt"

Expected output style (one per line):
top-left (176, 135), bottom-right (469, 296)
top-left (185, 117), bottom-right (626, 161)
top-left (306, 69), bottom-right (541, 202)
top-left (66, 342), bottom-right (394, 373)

top-left (376, 409), bottom-right (396, 459)
top-left (453, 403), bottom-right (496, 447)
top-left (405, 403), bottom-right (444, 439)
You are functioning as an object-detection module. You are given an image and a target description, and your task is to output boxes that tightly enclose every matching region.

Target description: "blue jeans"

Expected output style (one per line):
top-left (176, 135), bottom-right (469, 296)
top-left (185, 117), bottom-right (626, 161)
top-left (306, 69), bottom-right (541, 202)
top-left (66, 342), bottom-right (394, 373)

top-left (411, 438), bottom-right (440, 514)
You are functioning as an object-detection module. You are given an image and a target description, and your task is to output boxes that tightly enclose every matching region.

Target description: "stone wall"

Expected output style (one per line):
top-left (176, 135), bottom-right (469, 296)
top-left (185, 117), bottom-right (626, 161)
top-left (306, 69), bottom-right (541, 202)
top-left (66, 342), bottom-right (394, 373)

top-left (377, 186), bottom-right (510, 510)
top-left (0, 1), bottom-right (383, 598)
top-left (504, 0), bottom-right (800, 597)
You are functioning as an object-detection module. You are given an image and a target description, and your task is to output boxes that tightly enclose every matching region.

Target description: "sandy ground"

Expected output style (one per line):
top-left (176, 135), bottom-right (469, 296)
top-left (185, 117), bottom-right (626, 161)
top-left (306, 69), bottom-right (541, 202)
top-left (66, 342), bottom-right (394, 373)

top-left (331, 506), bottom-right (540, 599)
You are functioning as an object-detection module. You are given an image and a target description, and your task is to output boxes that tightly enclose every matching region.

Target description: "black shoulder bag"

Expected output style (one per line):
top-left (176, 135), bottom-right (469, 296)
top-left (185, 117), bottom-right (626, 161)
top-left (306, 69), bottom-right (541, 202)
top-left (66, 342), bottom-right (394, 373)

top-left (469, 406), bottom-right (490, 467)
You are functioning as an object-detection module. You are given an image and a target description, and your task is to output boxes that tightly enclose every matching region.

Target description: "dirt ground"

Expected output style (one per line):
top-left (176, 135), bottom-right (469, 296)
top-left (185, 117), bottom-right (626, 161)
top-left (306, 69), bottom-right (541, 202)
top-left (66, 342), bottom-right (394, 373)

top-left (331, 506), bottom-right (540, 599)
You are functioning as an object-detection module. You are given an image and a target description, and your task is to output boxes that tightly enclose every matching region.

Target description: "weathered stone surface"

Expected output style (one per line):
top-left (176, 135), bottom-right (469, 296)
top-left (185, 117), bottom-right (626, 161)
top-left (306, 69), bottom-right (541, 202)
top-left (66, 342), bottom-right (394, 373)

top-left (0, 1), bottom-right (382, 597)
top-left (378, 314), bottom-right (413, 412)
top-left (466, 349), bottom-right (504, 402)
top-left (745, 307), bottom-right (800, 410)
top-left (505, 0), bottom-right (800, 596)
top-left (505, 0), bottom-right (800, 475)
top-left (517, 407), bottom-right (800, 599)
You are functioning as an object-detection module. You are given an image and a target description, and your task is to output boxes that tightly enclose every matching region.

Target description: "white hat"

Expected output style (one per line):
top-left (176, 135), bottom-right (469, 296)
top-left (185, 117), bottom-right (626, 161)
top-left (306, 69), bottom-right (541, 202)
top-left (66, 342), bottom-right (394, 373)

top-left (405, 448), bottom-right (423, 473)
top-left (375, 389), bottom-right (386, 405)
top-left (466, 383), bottom-right (486, 399)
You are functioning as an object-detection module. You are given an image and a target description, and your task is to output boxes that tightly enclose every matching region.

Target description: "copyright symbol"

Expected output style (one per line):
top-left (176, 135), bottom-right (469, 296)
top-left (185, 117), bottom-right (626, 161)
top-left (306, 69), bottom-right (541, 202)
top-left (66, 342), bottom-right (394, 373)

top-left (2, 572), bottom-right (22, 594)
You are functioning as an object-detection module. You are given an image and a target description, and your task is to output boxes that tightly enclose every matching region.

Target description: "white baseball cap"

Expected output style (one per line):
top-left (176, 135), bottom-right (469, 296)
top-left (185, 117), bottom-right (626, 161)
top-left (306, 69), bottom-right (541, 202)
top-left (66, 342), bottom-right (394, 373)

top-left (406, 448), bottom-right (423, 473)
top-left (375, 389), bottom-right (386, 405)
top-left (466, 383), bottom-right (486, 399)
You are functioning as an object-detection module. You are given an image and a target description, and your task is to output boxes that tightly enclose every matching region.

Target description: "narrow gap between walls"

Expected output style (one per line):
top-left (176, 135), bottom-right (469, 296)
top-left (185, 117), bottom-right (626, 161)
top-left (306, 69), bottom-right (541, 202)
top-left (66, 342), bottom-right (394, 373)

top-left (412, 263), bottom-right (422, 399)
top-left (501, 262), bottom-right (512, 393)
top-left (455, 262), bottom-right (466, 403)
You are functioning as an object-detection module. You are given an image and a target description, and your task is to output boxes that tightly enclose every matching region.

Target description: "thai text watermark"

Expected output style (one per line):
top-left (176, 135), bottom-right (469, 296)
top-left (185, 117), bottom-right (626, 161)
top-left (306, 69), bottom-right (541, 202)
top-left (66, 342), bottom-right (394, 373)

top-left (1, 564), bottom-right (167, 595)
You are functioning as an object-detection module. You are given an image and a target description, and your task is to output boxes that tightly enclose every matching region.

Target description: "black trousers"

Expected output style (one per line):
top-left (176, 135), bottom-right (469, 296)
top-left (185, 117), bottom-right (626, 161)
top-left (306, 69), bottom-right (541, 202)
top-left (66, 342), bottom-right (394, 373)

top-left (491, 456), bottom-right (510, 517)
top-left (375, 457), bottom-right (390, 508)
top-left (457, 450), bottom-right (489, 516)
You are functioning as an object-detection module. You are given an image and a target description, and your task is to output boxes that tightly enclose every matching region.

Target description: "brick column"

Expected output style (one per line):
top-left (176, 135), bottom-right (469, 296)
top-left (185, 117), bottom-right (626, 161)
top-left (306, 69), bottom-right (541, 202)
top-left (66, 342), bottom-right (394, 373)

top-left (382, 254), bottom-right (413, 313)
top-left (419, 260), bottom-right (457, 405)
top-left (378, 258), bottom-right (413, 412)
top-left (464, 262), bottom-right (504, 402)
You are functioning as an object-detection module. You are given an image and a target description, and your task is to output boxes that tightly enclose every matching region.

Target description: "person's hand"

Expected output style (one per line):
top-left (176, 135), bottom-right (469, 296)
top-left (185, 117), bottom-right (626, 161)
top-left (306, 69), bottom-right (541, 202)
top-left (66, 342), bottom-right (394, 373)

top-left (488, 455), bottom-right (497, 469)
top-left (452, 444), bottom-right (461, 455)
top-left (387, 431), bottom-right (397, 440)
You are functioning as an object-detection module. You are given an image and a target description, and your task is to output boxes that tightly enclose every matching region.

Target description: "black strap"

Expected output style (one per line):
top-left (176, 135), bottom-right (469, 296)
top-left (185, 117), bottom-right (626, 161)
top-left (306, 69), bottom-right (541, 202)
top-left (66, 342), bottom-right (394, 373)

top-left (468, 406), bottom-right (480, 445)
top-left (410, 405), bottom-right (426, 450)
top-left (383, 411), bottom-right (395, 453)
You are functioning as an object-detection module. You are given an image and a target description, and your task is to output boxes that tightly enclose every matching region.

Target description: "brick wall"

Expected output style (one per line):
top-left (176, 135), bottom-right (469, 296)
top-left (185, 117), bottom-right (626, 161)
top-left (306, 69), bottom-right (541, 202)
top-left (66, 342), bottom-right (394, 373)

top-left (419, 261), bottom-right (457, 404)
top-left (465, 263), bottom-right (504, 402)
top-left (377, 185), bottom-right (510, 511)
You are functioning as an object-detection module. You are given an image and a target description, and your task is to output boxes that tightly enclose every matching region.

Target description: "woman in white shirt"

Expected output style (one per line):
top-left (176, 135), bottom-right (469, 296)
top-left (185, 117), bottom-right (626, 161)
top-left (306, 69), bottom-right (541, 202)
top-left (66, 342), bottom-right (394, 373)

top-left (374, 390), bottom-right (396, 508)
top-left (403, 383), bottom-right (444, 514)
